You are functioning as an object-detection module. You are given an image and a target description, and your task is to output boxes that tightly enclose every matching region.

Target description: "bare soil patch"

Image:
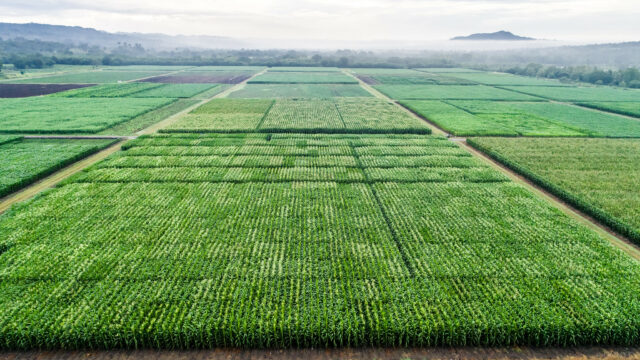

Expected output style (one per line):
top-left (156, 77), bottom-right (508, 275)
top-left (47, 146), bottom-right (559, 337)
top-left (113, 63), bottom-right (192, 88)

top-left (355, 74), bottom-right (380, 85)
top-left (2, 347), bottom-right (640, 360)
top-left (140, 75), bottom-right (251, 84)
top-left (0, 83), bottom-right (94, 98)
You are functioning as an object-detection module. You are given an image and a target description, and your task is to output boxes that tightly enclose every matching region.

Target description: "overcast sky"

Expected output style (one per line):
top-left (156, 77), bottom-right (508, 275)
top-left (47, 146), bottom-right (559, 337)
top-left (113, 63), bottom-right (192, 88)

top-left (0, 0), bottom-right (638, 43)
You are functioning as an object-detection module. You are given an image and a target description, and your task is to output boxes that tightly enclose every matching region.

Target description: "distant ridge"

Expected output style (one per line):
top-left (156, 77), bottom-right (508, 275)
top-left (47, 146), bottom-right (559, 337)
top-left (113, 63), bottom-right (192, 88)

top-left (451, 31), bottom-right (535, 41)
top-left (0, 22), bottom-right (246, 50)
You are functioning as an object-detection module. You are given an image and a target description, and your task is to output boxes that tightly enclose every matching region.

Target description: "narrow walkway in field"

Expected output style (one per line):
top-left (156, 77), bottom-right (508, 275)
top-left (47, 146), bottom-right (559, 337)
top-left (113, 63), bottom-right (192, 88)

top-left (342, 68), bottom-right (640, 262)
top-left (24, 135), bottom-right (136, 140)
top-left (0, 69), bottom-right (267, 214)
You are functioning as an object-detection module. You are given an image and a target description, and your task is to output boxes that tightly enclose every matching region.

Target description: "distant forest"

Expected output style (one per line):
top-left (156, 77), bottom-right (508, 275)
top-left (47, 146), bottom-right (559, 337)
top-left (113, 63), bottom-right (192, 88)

top-left (1, 36), bottom-right (639, 88)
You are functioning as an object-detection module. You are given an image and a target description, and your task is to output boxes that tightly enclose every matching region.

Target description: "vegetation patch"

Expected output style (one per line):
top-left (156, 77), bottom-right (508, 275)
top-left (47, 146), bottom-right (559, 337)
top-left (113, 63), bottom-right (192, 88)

top-left (376, 85), bottom-right (541, 100)
top-left (0, 97), bottom-right (175, 134)
top-left (0, 138), bottom-right (116, 198)
top-left (0, 134), bottom-right (639, 348)
top-left (228, 84), bottom-right (372, 98)
top-left (468, 137), bottom-right (640, 243)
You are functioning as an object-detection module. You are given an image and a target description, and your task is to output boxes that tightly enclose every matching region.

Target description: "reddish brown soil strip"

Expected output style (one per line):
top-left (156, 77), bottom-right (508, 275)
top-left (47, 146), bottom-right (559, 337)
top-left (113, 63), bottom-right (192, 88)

top-left (0, 83), bottom-right (95, 98)
top-left (2, 347), bottom-right (640, 360)
top-left (354, 74), bottom-right (380, 85)
top-left (140, 75), bottom-right (252, 84)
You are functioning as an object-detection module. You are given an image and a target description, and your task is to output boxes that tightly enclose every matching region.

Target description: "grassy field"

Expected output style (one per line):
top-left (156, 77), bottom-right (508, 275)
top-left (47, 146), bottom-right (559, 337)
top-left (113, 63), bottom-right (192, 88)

top-left (0, 97), bottom-right (175, 134)
top-left (468, 137), bottom-right (640, 243)
top-left (0, 138), bottom-right (116, 198)
top-left (578, 101), bottom-right (640, 118)
top-left (375, 85), bottom-right (541, 100)
top-left (0, 133), bottom-right (639, 348)
top-left (98, 99), bottom-right (200, 135)
top-left (400, 100), bottom-right (640, 137)
top-left (228, 84), bottom-right (372, 98)
top-left (502, 85), bottom-right (640, 102)
top-left (437, 72), bottom-right (569, 86)
top-left (249, 72), bottom-right (357, 84)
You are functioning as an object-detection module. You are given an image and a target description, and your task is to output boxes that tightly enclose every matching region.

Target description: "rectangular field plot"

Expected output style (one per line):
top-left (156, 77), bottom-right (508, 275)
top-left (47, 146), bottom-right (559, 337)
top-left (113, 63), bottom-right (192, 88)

top-left (8, 71), bottom-right (169, 84)
top-left (228, 84), bottom-right (371, 98)
top-left (578, 101), bottom-right (640, 118)
top-left (164, 98), bottom-right (430, 134)
top-left (439, 72), bottom-right (569, 86)
top-left (1, 133), bottom-right (640, 348)
top-left (165, 99), bottom-right (273, 132)
top-left (401, 100), bottom-right (640, 137)
top-left (375, 85), bottom-right (540, 100)
top-left (0, 83), bottom-right (94, 98)
top-left (469, 137), bottom-right (640, 243)
top-left (0, 97), bottom-right (174, 134)
top-left (57, 83), bottom-right (221, 98)
top-left (140, 73), bottom-right (253, 84)
top-left (352, 70), bottom-right (472, 85)
top-left (503, 85), bottom-right (640, 102)
top-left (0, 138), bottom-right (116, 197)
top-left (249, 71), bottom-right (357, 84)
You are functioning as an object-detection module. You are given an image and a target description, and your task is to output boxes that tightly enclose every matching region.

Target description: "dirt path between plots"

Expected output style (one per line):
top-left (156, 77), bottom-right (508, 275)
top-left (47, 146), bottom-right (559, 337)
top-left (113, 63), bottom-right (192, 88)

top-left (341, 68), bottom-right (640, 261)
top-left (2, 346), bottom-right (640, 360)
top-left (0, 68), bottom-right (266, 214)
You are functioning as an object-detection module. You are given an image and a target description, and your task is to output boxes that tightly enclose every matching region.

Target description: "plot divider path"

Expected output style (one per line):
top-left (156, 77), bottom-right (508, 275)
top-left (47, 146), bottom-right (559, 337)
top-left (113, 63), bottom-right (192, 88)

top-left (23, 135), bottom-right (136, 140)
top-left (0, 69), bottom-right (267, 214)
top-left (342, 70), bottom-right (449, 136)
top-left (342, 68), bottom-right (640, 262)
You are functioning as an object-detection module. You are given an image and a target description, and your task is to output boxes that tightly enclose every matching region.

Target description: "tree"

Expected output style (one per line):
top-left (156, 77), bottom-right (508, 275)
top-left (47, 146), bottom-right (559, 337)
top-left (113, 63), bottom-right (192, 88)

top-left (337, 56), bottom-right (349, 67)
top-left (311, 54), bottom-right (322, 62)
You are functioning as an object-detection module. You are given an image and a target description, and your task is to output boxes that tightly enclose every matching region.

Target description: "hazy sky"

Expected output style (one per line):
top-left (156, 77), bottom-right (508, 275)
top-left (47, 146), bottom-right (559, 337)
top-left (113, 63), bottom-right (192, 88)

top-left (0, 0), bottom-right (638, 43)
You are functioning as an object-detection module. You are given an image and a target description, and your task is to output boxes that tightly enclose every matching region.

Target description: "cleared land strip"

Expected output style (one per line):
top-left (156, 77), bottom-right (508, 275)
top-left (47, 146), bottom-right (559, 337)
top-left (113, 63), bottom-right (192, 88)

top-left (344, 68), bottom-right (640, 261)
top-left (0, 69), bottom-right (267, 213)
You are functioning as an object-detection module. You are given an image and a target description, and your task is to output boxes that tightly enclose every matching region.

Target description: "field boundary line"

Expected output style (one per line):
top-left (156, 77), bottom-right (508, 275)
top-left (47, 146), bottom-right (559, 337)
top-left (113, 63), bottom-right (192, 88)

top-left (138, 69), bottom-right (267, 134)
top-left (255, 99), bottom-right (276, 130)
top-left (348, 140), bottom-right (416, 277)
top-left (341, 69), bottom-right (447, 136)
top-left (0, 141), bottom-right (124, 214)
top-left (459, 140), bottom-right (640, 261)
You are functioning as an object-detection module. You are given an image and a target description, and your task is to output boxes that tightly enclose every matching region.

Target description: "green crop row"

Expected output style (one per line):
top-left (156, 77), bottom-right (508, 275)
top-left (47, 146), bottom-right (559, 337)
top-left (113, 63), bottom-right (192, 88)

top-left (0, 97), bottom-right (175, 134)
top-left (375, 85), bottom-right (541, 101)
top-left (0, 138), bottom-right (117, 198)
top-left (55, 83), bottom-right (220, 99)
top-left (249, 72), bottom-right (357, 84)
top-left (577, 102), bottom-right (640, 118)
top-left (399, 100), bottom-right (640, 137)
top-left (164, 98), bottom-right (431, 134)
top-left (227, 84), bottom-right (371, 99)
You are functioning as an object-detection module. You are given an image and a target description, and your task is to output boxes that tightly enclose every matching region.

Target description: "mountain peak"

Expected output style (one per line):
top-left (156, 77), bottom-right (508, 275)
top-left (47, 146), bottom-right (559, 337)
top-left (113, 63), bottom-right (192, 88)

top-left (451, 31), bottom-right (535, 41)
